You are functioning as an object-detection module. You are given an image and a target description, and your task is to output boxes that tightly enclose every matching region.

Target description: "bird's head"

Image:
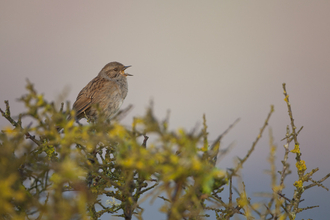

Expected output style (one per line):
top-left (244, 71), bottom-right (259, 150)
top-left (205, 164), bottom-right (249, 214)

top-left (101, 61), bottom-right (132, 78)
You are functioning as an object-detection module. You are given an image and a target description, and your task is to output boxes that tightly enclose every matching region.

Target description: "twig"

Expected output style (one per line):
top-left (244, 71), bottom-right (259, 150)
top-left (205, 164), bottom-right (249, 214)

top-left (233, 105), bottom-right (274, 174)
top-left (0, 100), bottom-right (42, 146)
top-left (304, 173), bottom-right (330, 191)
top-left (142, 135), bottom-right (149, 148)
top-left (282, 83), bottom-right (299, 146)
top-left (211, 118), bottom-right (240, 152)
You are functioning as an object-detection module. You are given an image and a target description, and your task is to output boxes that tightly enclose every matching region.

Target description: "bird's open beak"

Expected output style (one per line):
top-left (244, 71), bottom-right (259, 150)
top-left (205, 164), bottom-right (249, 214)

top-left (123, 65), bottom-right (133, 76)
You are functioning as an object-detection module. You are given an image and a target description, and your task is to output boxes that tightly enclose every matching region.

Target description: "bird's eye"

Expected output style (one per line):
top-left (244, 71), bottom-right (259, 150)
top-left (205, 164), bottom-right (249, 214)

top-left (114, 68), bottom-right (118, 71)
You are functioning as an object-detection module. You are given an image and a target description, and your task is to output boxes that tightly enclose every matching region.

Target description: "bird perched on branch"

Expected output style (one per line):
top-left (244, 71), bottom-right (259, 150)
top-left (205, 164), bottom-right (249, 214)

top-left (72, 61), bottom-right (132, 122)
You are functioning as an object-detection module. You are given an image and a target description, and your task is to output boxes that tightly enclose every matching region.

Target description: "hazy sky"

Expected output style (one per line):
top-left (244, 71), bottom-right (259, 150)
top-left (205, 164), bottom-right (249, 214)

top-left (1, 1), bottom-right (330, 219)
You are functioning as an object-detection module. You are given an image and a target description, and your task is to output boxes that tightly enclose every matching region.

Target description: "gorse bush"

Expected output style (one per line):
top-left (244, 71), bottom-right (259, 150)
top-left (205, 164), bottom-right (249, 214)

top-left (0, 81), bottom-right (329, 220)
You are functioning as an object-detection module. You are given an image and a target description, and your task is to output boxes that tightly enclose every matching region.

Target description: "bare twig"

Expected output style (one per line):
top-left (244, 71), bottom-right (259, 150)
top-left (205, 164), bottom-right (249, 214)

top-left (305, 173), bottom-right (330, 191)
top-left (282, 84), bottom-right (299, 146)
top-left (0, 100), bottom-right (42, 146)
top-left (233, 105), bottom-right (274, 174)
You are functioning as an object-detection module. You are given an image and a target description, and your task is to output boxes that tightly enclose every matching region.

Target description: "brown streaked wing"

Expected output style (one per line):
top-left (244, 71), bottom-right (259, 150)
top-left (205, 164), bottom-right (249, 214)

top-left (73, 76), bottom-right (103, 118)
top-left (72, 77), bottom-right (120, 119)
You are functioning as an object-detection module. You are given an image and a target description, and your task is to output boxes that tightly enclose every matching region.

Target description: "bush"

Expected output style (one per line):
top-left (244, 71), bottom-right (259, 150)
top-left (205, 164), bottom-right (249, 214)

top-left (0, 81), bottom-right (329, 220)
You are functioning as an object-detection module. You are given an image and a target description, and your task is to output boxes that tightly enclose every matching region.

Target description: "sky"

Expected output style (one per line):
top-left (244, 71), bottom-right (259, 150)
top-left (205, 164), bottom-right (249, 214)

top-left (1, 1), bottom-right (330, 219)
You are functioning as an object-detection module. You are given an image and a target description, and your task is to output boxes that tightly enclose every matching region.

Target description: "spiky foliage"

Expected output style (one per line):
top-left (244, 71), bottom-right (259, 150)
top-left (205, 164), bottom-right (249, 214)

top-left (0, 81), bottom-right (328, 220)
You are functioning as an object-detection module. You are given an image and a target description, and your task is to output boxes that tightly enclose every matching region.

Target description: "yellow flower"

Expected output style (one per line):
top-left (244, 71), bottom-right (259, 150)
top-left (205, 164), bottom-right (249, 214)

top-left (109, 123), bottom-right (127, 138)
top-left (192, 157), bottom-right (202, 171)
top-left (296, 160), bottom-right (307, 172)
top-left (290, 144), bottom-right (300, 154)
top-left (293, 180), bottom-right (303, 188)
top-left (2, 126), bottom-right (17, 136)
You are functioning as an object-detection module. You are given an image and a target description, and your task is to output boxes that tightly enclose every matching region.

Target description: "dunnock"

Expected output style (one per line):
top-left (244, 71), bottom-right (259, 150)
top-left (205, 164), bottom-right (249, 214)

top-left (72, 61), bottom-right (132, 122)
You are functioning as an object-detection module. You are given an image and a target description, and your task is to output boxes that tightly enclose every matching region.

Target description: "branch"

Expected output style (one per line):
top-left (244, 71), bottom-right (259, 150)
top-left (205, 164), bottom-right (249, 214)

top-left (233, 105), bottom-right (274, 174)
top-left (0, 100), bottom-right (42, 146)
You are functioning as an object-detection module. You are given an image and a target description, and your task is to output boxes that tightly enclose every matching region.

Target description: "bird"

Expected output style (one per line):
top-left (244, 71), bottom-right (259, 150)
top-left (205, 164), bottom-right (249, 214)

top-left (71, 61), bottom-right (132, 122)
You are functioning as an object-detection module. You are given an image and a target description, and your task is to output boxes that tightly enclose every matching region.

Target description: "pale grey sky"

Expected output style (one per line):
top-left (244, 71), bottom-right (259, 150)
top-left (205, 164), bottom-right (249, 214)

top-left (1, 1), bottom-right (330, 219)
